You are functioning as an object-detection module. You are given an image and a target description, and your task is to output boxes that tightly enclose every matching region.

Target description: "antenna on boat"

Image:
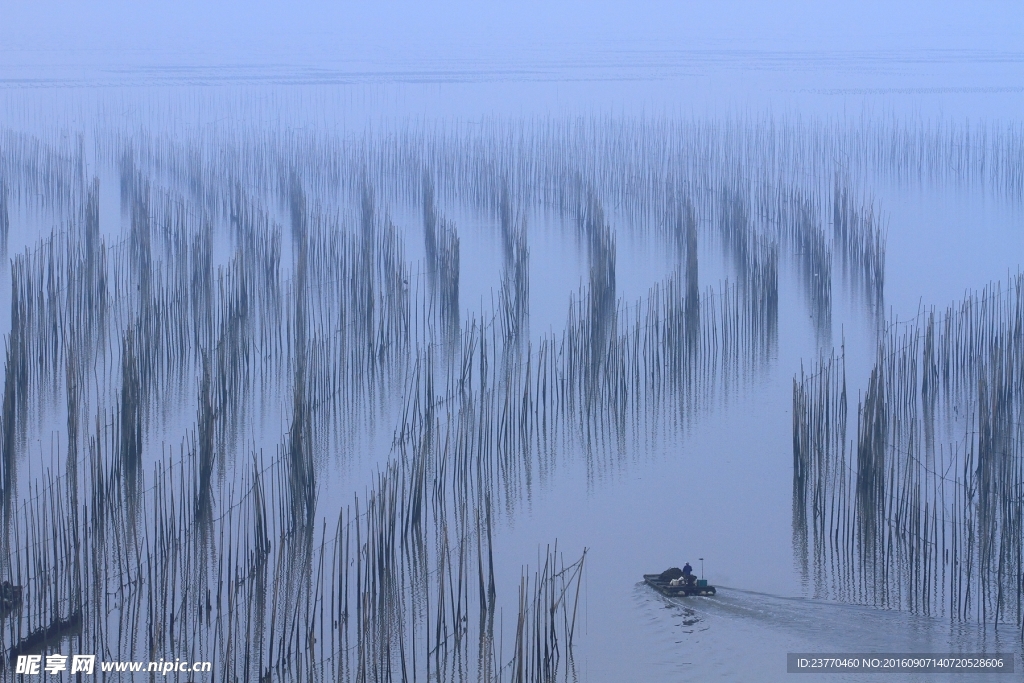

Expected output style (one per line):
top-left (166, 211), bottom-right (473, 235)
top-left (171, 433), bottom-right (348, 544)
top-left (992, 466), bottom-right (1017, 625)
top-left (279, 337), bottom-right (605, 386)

top-left (699, 558), bottom-right (704, 579)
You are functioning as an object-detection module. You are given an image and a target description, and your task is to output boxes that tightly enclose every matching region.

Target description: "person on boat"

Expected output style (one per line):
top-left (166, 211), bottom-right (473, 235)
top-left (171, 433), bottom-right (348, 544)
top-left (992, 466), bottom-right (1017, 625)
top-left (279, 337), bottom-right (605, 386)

top-left (682, 562), bottom-right (695, 586)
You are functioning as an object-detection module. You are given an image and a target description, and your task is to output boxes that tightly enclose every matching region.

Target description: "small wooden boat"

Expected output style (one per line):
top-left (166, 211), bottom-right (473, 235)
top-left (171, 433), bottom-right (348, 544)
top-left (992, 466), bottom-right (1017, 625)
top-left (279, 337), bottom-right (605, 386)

top-left (644, 569), bottom-right (716, 597)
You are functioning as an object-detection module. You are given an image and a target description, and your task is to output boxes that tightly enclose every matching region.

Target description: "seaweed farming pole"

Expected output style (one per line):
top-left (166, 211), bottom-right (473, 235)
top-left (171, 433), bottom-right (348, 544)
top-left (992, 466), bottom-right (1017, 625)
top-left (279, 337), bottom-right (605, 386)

top-left (795, 272), bottom-right (1024, 632)
top-left (832, 177), bottom-right (886, 321)
top-left (496, 184), bottom-right (530, 355)
top-left (682, 197), bottom-right (700, 342)
top-left (792, 347), bottom-right (847, 592)
top-left (0, 180), bottom-right (8, 254)
top-left (287, 175), bottom-right (316, 531)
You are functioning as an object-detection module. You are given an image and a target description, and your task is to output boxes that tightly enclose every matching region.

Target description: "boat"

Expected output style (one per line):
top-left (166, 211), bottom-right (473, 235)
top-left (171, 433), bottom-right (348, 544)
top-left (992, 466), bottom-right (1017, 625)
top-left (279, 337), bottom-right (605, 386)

top-left (643, 568), bottom-right (716, 597)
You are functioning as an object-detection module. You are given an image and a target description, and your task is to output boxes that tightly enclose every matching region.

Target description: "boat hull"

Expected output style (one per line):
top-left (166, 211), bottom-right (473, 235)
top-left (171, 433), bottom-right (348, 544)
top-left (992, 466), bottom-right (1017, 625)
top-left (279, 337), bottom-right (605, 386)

top-left (643, 574), bottom-right (717, 597)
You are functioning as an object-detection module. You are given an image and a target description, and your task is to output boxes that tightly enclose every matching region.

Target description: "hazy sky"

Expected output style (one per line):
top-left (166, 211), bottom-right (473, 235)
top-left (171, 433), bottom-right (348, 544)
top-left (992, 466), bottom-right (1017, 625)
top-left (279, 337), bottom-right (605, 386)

top-left (2, 1), bottom-right (1022, 67)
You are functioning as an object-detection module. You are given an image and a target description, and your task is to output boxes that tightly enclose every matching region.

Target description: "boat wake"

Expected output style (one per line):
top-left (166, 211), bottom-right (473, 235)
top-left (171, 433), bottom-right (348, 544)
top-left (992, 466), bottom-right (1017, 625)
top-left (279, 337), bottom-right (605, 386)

top-left (633, 583), bottom-right (1021, 682)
